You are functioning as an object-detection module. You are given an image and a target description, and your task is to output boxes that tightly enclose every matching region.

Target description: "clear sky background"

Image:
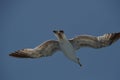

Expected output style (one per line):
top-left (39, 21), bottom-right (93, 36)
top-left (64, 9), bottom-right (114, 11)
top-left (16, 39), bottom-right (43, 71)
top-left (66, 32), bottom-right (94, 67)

top-left (1, 0), bottom-right (120, 80)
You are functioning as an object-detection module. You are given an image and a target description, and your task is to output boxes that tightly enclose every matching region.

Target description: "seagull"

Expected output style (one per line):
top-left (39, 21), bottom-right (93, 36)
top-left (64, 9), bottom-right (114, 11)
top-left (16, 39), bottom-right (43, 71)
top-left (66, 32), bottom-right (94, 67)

top-left (9, 30), bottom-right (120, 67)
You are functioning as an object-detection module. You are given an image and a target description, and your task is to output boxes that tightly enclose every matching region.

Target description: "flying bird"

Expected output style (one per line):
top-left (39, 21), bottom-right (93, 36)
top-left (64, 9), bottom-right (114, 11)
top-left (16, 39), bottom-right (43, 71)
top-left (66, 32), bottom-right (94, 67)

top-left (9, 30), bottom-right (120, 67)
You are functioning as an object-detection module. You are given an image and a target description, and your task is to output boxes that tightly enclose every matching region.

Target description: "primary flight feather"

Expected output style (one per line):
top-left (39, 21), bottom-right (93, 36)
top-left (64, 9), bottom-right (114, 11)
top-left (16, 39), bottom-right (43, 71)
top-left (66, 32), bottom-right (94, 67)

top-left (9, 30), bottom-right (120, 67)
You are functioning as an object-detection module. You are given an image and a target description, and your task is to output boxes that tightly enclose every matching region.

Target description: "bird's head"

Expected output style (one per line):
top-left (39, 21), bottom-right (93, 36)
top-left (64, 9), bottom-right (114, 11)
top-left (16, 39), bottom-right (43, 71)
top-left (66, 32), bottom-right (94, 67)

top-left (53, 30), bottom-right (67, 41)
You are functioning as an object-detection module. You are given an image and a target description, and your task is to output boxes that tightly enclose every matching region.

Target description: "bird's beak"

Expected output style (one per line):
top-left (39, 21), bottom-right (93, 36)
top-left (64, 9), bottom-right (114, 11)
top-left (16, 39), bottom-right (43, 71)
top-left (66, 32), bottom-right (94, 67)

top-left (53, 30), bottom-right (57, 33)
top-left (53, 30), bottom-right (64, 33)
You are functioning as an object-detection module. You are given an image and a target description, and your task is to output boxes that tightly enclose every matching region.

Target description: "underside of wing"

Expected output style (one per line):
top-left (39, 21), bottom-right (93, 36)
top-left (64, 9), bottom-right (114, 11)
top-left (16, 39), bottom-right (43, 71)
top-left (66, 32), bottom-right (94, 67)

top-left (9, 48), bottom-right (40, 58)
top-left (9, 40), bottom-right (60, 58)
top-left (34, 40), bottom-right (60, 57)
top-left (69, 32), bottom-right (120, 50)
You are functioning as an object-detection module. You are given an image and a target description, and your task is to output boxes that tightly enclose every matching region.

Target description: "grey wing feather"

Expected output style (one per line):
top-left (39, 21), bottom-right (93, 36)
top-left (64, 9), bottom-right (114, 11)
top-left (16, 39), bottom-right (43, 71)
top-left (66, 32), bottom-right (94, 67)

top-left (69, 32), bottom-right (120, 50)
top-left (34, 40), bottom-right (60, 57)
top-left (9, 40), bottom-right (60, 58)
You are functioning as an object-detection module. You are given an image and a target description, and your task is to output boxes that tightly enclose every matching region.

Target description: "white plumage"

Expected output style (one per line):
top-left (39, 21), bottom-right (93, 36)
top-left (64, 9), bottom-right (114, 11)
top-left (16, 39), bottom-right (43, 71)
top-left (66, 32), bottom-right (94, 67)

top-left (9, 30), bottom-right (120, 67)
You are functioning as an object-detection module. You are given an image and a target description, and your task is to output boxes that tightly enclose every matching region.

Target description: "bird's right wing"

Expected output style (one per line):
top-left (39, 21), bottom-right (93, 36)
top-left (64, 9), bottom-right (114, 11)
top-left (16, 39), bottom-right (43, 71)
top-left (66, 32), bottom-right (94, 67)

top-left (69, 32), bottom-right (120, 50)
top-left (34, 40), bottom-right (60, 57)
top-left (9, 40), bottom-right (60, 58)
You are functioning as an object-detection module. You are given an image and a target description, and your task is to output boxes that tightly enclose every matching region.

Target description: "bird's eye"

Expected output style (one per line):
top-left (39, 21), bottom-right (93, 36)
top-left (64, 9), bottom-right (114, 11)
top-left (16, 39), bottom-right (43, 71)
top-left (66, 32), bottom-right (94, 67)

top-left (59, 30), bottom-right (64, 33)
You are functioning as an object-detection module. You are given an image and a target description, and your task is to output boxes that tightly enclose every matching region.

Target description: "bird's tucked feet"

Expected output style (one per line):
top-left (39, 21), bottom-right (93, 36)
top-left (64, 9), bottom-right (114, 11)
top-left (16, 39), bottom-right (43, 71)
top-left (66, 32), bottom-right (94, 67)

top-left (77, 58), bottom-right (82, 67)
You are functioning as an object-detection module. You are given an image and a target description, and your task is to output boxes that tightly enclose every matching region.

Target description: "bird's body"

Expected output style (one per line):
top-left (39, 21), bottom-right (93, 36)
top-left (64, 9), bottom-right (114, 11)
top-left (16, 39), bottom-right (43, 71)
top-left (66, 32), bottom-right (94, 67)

top-left (59, 39), bottom-right (78, 64)
top-left (9, 30), bottom-right (120, 67)
top-left (53, 30), bottom-right (82, 66)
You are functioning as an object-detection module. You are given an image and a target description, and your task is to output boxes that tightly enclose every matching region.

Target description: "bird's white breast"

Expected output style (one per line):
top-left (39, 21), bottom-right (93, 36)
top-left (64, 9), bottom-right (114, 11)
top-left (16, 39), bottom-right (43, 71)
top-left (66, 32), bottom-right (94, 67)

top-left (59, 40), bottom-right (78, 63)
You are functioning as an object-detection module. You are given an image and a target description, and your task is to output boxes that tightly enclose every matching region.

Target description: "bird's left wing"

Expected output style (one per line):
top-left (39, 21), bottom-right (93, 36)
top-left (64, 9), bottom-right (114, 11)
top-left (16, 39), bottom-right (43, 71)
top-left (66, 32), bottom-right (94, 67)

top-left (9, 40), bottom-right (60, 58)
top-left (69, 32), bottom-right (120, 50)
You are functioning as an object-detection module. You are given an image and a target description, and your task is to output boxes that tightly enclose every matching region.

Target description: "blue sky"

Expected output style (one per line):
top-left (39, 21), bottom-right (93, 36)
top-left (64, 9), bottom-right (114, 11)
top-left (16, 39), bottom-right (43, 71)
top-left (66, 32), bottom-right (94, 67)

top-left (1, 0), bottom-right (120, 80)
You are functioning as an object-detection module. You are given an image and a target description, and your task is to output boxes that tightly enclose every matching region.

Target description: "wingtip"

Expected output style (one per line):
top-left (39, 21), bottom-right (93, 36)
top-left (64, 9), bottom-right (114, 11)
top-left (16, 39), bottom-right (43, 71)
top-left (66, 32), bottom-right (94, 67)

top-left (9, 52), bottom-right (30, 58)
top-left (9, 53), bottom-right (13, 56)
top-left (109, 32), bottom-right (120, 44)
top-left (9, 52), bottom-right (19, 57)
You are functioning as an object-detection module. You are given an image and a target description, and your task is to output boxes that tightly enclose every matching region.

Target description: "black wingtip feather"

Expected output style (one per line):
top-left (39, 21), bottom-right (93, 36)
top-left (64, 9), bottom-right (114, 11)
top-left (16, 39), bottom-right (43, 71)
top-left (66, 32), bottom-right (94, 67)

top-left (109, 32), bottom-right (120, 45)
top-left (9, 52), bottom-right (30, 58)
